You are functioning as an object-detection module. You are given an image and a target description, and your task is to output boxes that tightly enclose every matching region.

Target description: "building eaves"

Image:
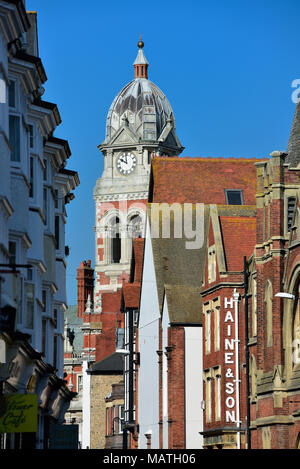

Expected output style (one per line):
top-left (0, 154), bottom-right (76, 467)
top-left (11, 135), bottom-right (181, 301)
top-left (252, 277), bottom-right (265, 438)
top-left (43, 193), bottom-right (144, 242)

top-left (0, 0), bottom-right (30, 43)
top-left (58, 168), bottom-right (80, 189)
top-left (32, 98), bottom-right (61, 126)
top-left (15, 49), bottom-right (47, 83)
top-left (48, 136), bottom-right (71, 158)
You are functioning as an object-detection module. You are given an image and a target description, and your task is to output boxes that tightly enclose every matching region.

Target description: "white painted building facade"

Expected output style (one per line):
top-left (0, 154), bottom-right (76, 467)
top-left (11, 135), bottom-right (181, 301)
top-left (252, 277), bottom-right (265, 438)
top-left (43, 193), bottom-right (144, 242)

top-left (0, 1), bottom-right (79, 449)
top-left (137, 213), bottom-right (203, 449)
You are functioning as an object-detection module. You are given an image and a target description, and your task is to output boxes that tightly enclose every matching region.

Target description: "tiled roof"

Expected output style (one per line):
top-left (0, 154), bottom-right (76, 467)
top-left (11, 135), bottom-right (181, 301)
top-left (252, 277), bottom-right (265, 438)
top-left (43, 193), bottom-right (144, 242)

top-left (219, 216), bottom-right (257, 271)
top-left (151, 156), bottom-right (260, 204)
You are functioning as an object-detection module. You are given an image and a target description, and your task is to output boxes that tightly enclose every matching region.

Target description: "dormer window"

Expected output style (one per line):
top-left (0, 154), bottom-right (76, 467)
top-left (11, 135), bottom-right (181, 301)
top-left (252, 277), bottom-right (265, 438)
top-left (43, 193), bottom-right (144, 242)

top-left (225, 189), bottom-right (244, 205)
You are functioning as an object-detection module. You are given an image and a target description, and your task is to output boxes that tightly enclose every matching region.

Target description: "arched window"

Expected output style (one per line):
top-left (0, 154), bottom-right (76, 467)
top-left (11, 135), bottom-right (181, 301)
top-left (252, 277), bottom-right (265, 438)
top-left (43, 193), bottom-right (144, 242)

top-left (128, 214), bottom-right (142, 239)
top-left (111, 216), bottom-right (121, 263)
top-left (249, 355), bottom-right (257, 399)
top-left (252, 277), bottom-right (257, 338)
top-left (265, 281), bottom-right (273, 347)
top-left (292, 283), bottom-right (300, 368)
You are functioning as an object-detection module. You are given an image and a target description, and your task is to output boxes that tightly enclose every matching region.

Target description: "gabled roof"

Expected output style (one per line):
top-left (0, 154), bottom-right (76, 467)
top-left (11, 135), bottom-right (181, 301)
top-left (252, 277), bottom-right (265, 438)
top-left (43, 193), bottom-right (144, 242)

top-left (219, 216), bottom-right (256, 271)
top-left (204, 205), bottom-right (256, 282)
top-left (148, 204), bottom-right (210, 312)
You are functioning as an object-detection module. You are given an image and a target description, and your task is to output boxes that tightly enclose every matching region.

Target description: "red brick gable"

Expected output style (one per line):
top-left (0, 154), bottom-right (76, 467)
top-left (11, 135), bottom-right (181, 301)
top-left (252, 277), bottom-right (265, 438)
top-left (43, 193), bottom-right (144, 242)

top-left (123, 284), bottom-right (141, 309)
top-left (151, 156), bottom-right (261, 204)
top-left (123, 238), bottom-right (145, 309)
top-left (220, 216), bottom-right (256, 271)
top-left (132, 238), bottom-right (145, 283)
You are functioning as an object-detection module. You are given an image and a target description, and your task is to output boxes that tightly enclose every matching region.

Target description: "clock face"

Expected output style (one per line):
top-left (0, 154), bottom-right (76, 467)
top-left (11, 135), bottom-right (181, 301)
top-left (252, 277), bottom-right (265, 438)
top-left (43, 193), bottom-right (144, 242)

top-left (116, 152), bottom-right (137, 175)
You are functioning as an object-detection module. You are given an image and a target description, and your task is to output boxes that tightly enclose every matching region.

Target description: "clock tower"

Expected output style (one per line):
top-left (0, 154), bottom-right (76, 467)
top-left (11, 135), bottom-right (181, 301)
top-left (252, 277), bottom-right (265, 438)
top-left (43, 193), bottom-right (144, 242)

top-left (93, 39), bottom-right (183, 311)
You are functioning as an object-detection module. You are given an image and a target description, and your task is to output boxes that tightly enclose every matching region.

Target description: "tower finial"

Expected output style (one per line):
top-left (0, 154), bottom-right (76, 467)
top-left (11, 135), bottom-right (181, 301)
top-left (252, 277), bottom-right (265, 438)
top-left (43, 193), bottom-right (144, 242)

top-left (133, 37), bottom-right (149, 79)
top-left (138, 36), bottom-right (144, 49)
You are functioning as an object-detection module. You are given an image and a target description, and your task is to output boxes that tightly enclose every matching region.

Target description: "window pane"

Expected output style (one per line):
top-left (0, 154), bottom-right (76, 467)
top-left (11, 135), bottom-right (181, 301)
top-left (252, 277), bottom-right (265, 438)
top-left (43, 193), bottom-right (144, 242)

top-left (43, 188), bottom-right (47, 225)
top-left (287, 197), bottom-right (296, 231)
top-left (43, 159), bottom-right (47, 180)
top-left (42, 319), bottom-right (46, 355)
top-left (25, 283), bottom-right (34, 329)
top-left (8, 241), bottom-right (16, 265)
top-left (55, 216), bottom-right (60, 249)
top-left (226, 190), bottom-right (243, 205)
top-left (9, 115), bottom-right (20, 162)
top-left (29, 125), bottom-right (34, 148)
top-left (29, 157), bottom-right (34, 198)
top-left (8, 81), bottom-right (15, 107)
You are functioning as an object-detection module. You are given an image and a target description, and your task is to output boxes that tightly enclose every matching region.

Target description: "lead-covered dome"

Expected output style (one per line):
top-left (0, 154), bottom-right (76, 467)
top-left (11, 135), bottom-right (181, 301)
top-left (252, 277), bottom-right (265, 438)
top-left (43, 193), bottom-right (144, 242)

top-left (105, 78), bottom-right (176, 142)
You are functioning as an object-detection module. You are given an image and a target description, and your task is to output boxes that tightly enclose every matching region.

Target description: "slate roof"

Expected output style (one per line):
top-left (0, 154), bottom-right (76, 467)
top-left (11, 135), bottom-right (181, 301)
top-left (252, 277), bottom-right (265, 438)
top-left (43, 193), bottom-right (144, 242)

top-left (148, 204), bottom-right (210, 315)
top-left (64, 305), bottom-right (83, 353)
top-left (164, 285), bottom-right (202, 324)
top-left (286, 99), bottom-right (300, 167)
top-left (89, 352), bottom-right (124, 375)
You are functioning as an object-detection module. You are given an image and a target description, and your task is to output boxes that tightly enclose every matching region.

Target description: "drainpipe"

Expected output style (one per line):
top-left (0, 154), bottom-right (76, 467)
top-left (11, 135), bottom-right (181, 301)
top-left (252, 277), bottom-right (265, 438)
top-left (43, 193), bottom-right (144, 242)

top-left (233, 288), bottom-right (241, 449)
top-left (244, 256), bottom-right (251, 449)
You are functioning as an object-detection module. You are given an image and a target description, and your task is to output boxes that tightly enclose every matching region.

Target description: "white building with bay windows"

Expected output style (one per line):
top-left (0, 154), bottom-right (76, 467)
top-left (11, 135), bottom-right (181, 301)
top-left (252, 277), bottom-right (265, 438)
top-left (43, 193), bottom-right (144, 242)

top-left (0, 0), bottom-right (79, 449)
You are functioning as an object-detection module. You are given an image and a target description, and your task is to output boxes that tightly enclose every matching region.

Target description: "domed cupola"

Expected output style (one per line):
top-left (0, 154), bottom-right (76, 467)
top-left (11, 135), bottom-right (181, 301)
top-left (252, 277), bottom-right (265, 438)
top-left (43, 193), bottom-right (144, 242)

top-left (100, 39), bottom-right (183, 157)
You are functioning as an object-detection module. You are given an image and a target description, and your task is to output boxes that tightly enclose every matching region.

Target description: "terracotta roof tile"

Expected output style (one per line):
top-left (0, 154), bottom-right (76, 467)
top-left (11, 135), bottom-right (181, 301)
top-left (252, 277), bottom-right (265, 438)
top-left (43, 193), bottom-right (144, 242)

top-left (151, 156), bottom-right (261, 204)
top-left (219, 216), bottom-right (256, 271)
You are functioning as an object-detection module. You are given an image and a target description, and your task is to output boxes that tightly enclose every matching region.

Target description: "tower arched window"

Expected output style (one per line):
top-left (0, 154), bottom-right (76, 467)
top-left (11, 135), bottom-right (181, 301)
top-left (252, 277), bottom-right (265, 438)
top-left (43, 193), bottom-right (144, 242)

top-left (111, 216), bottom-right (121, 264)
top-left (128, 214), bottom-right (142, 239)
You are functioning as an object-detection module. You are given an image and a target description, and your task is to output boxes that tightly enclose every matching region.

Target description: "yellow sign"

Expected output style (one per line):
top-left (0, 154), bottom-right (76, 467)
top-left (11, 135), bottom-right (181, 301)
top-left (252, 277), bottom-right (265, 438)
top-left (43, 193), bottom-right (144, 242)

top-left (0, 394), bottom-right (38, 433)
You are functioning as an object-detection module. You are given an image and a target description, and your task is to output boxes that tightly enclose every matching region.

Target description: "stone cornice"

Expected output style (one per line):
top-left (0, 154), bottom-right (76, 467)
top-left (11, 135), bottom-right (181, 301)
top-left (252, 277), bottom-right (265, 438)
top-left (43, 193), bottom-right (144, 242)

top-left (0, 1), bottom-right (30, 43)
top-left (0, 195), bottom-right (14, 217)
top-left (94, 191), bottom-right (148, 202)
top-left (29, 100), bottom-right (60, 138)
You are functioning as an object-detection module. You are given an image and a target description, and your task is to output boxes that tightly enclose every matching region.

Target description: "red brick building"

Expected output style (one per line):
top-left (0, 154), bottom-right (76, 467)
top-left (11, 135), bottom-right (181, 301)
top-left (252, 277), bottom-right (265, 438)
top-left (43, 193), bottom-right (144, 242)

top-left (247, 148), bottom-right (300, 449)
top-left (199, 96), bottom-right (300, 448)
top-left (201, 207), bottom-right (257, 448)
top-left (136, 155), bottom-right (260, 449)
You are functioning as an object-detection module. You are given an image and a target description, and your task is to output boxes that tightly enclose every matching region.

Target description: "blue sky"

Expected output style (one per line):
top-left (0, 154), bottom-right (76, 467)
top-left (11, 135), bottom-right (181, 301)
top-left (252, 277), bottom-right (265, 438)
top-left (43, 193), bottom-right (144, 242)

top-left (26, 0), bottom-right (300, 305)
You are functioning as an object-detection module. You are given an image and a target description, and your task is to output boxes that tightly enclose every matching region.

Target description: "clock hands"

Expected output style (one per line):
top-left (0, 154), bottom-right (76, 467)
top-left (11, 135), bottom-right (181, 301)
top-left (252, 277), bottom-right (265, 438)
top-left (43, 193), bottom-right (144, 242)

top-left (117, 153), bottom-right (136, 174)
top-left (120, 155), bottom-right (128, 165)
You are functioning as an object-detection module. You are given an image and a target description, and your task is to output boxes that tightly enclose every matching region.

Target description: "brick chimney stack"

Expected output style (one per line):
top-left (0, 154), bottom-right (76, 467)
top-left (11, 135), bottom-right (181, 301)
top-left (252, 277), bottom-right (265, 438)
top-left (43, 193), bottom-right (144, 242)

top-left (76, 260), bottom-right (94, 318)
